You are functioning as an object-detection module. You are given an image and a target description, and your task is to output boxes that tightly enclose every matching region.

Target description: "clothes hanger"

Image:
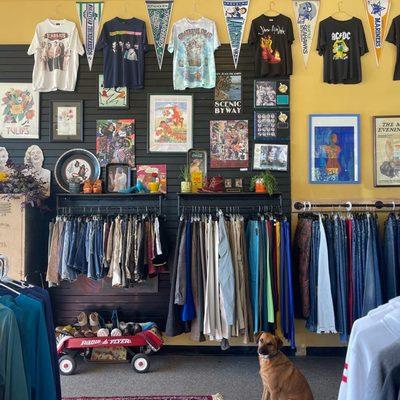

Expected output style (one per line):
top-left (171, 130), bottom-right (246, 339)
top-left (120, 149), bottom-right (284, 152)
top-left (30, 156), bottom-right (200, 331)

top-left (331, 1), bottom-right (353, 21)
top-left (187, 0), bottom-right (202, 20)
top-left (265, 1), bottom-right (280, 17)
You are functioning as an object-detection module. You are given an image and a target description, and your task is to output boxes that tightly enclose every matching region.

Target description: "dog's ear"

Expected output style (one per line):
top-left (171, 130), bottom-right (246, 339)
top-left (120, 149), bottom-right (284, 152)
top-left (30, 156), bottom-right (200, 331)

top-left (255, 332), bottom-right (264, 343)
top-left (275, 336), bottom-right (283, 349)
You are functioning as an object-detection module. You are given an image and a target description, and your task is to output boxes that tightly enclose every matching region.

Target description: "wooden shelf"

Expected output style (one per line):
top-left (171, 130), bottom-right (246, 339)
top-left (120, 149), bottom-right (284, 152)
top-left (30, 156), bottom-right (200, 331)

top-left (56, 192), bottom-right (165, 198)
top-left (177, 192), bottom-right (282, 197)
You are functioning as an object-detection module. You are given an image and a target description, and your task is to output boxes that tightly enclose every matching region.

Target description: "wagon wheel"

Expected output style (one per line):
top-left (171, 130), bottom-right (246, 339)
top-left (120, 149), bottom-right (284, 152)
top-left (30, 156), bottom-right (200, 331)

top-left (131, 353), bottom-right (150, 373)
top-left (59, 355), bottom-right (77, 375)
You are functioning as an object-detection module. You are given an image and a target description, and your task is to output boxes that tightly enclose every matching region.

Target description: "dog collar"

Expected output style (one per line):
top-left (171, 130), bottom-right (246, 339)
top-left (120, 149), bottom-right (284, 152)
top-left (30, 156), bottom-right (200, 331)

top-left (259, 351), bottom-right (279, 360)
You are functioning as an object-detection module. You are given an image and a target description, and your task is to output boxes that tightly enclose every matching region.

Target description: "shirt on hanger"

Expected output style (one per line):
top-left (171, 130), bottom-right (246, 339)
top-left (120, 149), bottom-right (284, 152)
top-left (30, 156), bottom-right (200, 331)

top-left (28, 19), bottom-right (84, 92)
top-left (317, 17), bottom-right (368, 84)
top-left (96, 17), bottom-right (148, 89)
top-left (168, 17), bottom-right (220, 90)
top-left (386, 16), bottom-right (400, 81)
top-left (248, 14), bottom-right (294, 78)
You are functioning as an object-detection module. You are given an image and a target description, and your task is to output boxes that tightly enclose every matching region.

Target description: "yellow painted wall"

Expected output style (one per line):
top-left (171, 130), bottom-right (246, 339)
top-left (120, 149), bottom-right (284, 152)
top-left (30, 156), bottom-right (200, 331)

top-left (1, 0), bottom-right (399, 348)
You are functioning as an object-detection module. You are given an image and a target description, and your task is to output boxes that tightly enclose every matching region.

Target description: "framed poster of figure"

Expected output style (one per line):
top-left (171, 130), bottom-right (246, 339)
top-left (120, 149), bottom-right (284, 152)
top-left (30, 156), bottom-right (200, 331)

top-left (148, 94), bottom-right (193, 153)
top-left (188, 149), bottom-right (208, 192)
top-left (374, 116), bottom-right (400, 187)
top-left (50, 100), bottom-right (83, 142)
top-left (98, 74), bottom-right (129, 109)
top-left (106, 163), bottom-right (131, 193)
top-left (253, 143), bottom-right (288, 171)
top-left (0, 82), bottom-right (39, 139)
top-left (309, 114), bottom-right (360, 184)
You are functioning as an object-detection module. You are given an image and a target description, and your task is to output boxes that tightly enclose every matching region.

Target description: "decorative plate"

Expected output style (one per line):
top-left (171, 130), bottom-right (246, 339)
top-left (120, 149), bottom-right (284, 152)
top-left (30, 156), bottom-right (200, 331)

top-left (54, 148), bottom-right (101, 192)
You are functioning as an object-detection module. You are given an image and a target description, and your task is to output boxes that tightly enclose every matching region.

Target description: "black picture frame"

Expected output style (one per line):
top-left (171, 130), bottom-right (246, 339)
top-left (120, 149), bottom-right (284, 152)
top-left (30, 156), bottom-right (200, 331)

top-left (254, 109), bottom-right (290, 141)
top-left (50, 100), bottom-right (83, 142)
top-left (98, 74), bottom-right (130, 110)
top-left (254, 79), bottom-right (290, 109)
top-left (105, 163), bottom-right (132, 193)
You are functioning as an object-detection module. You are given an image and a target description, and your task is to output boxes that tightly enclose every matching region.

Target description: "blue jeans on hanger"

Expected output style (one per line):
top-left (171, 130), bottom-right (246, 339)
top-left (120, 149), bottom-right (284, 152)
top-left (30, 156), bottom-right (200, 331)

top-left (383, 214), bottom-right (398, 301)
top-left (351, 218), bottom-right (363, 322)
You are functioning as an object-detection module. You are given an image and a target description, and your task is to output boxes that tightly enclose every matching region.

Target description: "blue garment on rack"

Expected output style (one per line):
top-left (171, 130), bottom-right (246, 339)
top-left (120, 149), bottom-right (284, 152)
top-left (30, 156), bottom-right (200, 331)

top-left (306, 220), bottom-right (319, 333)
top-left (182, 219), bottom-right (195, 322)
top-left (383, 214), bottom-right (398, 301)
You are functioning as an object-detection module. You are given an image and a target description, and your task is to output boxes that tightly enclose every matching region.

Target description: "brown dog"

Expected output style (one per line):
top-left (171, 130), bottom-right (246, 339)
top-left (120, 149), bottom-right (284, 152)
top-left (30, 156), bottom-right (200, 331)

top-left (257, 332), bottom-right (314, 400)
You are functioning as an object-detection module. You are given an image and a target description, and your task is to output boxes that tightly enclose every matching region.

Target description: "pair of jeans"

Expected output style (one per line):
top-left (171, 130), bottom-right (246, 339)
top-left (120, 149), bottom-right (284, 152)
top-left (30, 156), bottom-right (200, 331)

top-left (351, 218), bottom-right (363, 322)
top-left (182, 219), bottom-right (195, 322)
top-left (383, 214), bottom-right (398, 301)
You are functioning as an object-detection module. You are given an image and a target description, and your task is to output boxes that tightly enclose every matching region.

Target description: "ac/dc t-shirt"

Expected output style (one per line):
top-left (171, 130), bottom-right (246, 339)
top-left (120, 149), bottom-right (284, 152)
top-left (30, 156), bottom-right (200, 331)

top-left (386, 16), bottom-right (400, 80)
top-left (248, 14), bottom-right (294, 78)
top-left (96, 17), bottom-right (148, 89)
top-left (317, 17), bottom-right (368, 84)
top-left (168, 17), bottom-right (220, 90)
top-left (28, 19), bottom-right (84, 92)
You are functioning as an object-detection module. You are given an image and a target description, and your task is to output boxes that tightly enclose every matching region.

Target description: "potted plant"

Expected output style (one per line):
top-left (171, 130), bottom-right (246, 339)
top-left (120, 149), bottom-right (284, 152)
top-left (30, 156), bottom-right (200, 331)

top-left (180, 165), bottom-right (191, 193)
top-left (68, 176), bottom-right (82, 194)
top-left (249, 171), bottom-right (277, 194)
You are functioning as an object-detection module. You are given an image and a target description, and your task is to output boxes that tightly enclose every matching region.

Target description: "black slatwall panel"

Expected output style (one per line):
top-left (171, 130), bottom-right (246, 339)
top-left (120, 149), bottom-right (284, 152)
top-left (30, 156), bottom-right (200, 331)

top-left (0, 44), bottom-right (291, 329)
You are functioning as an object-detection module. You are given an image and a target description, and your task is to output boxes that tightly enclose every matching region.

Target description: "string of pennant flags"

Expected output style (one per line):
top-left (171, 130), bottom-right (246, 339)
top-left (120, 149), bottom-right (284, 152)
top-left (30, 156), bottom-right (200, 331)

top-left (74, 0), bottom-right (392, 71)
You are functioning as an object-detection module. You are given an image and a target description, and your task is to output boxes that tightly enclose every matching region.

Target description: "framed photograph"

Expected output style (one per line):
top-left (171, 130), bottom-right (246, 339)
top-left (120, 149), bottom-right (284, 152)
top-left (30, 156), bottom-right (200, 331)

top-left (148, 94), bottom-right (193, 153)
top-left (254, 79), bottom-right (290, 109)
top-left (188, 148), bottom-right (208, 192)
top-left (106, 163), bottom-right (131, 193)
top-left (96, 119), bottom-right (135, 167)
top-left (254, 110), bottom-right (290, 141)
top-left (214, 72), bottom-right (242, 114)
top-left (98, 74), bottom-right (129, 109)
top-left (373, 115), bottom-right (400, 187)
top-left (0, 82), bottom-right (39, 139)
top-left (253, 143), bottom-right (288, 171)
top-left (50, 100), bottom-right (83, 142)
top-left (136, 164), bottom-right (167, 193)
top-left (210, 120), bottom-right (249, 169)
top-left (309, 114), bottom-right (360, 184)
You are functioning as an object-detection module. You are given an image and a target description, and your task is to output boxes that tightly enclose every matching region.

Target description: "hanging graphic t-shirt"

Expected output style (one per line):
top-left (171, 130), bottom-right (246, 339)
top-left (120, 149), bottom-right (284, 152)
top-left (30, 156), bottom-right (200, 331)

top-left (386, 16), bottom-right (400, 81)
top-left (317, 17), bottom-right (368, 84)
top-left (28, 19), bottom-right (84, 92)
top-left (96, 17), bottom-right (148, 89)
top-left (248, 14), bottom-right (294, 78)
top-left (168, 17), bottom-right (220, 90)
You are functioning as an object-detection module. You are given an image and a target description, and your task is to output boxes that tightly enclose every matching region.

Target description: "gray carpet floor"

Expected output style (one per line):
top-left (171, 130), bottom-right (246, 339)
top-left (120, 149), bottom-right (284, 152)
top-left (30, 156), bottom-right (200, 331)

top-left (61, 354), bottom-right (344, 400)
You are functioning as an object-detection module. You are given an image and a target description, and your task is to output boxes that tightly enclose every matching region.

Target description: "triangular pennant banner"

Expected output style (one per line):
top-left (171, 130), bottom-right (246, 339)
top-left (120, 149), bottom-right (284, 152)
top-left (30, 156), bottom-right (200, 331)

top-left (364, 0), bottom-right (391, 65)
top-left (292, 0), bottom-right (320, 67)
top-left (76, 2), bottom-right (103, 70)
top-left (222, 0), bottom-right (250, 69)
top-left (145, 0), bottom-right (174, 70)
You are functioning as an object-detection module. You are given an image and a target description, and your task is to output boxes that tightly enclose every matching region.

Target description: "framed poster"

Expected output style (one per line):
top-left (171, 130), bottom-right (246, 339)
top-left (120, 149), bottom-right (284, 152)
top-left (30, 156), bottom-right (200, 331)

top-left (254, 79), bottom-right (290, 109)
top-left (106, 164), bottom-right (131, 193)
top-left (254, 110), bottom-right (290, 141)
top-left (136, 164), bottom-right (167, 194)
top-left (96, 119), bottom-right (135, 167)
top-left (309, 114), bottom-right (360, 184)
top-left (374, 115), bottom-right (400, 187)
top-left (210, 120), bottom-right (249, 169)
top-left (253, 143), bottom-right (289, 171)
top-left (0, 82), bottom-right (39, 139)
top-left (188, 149), bottom-right (208, 192)
top-left (50, 100), bottom-right (83, 142)
top-left (214, 72), bottom-right (242, 114)
top-left (148, 94), bottom-right (193, 153)
top-left (98, 74), bottom-right (129, 109)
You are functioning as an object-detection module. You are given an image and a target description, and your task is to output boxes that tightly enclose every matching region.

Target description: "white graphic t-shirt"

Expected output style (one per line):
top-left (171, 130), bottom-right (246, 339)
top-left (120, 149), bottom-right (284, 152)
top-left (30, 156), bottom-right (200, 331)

top-left (28, 19), bottom-right (84, 92)
top-left (168, 17), bottom-right (220, 90)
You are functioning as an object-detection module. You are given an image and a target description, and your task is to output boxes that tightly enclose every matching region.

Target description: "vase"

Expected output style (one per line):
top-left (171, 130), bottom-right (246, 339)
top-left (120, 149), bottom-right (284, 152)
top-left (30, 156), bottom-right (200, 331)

top-left (181, 181), bottom-right (191, 193)
top-left (147, 181), bottom-right (160, 193)
top-left (255, 181), bottom-right (267, 193)
top-left (68, 182), bottom-right (82, 194)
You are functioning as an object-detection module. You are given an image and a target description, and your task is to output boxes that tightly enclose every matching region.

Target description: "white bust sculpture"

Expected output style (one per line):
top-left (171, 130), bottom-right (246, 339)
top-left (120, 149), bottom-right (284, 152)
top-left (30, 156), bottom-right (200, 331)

top-left (0, 147), bottom-right (10, 174)
top-left (24, 145), bottom-right (51, 197)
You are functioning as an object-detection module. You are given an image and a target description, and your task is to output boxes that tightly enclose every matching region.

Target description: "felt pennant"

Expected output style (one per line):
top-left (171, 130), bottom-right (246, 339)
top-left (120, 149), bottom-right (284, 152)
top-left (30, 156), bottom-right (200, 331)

top-left (222, 0), bottom-right (250, 69)
top-left (76, 2), bottom-right (103, 70)
top-left (364, 0), bottom-right (391, 65)
top-left (292, 0), bottom-right (320, 67)
top-left (145, 0), bottom-right (174, 70)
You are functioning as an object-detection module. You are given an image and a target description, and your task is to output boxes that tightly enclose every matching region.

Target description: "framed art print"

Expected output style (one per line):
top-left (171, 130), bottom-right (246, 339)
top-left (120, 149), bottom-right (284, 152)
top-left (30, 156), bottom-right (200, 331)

top-left (309, 114), bottom-right (360, 184)
top-left (148, 94), bottom-right (193, 153)
top-left (98, 74), bottom-right (129, 109)
top-left (254, 110), bottom-right (290, 141)
top-left (253, 143), bottom-right (288, 171)
top-left (0, 82), bottom-right (39, 139)
top-left (136, 164), bottom-right (167, 194)
top-left (210, 120), bottom-right (249, 169)
top-left (106, 163), bottom-right (131, 193)
top-left (188, 149), bottom-right (208, 192)
top-left (96, 119), bottom-right (135, 167)
top-left (214, 72), bottom-right (242, 114)
top-left (254, 79), bottom-right (290, 109)
top-left (50, 100), bottom-right (83, 142)
top-left (374, 116), bottom-right (400, 187)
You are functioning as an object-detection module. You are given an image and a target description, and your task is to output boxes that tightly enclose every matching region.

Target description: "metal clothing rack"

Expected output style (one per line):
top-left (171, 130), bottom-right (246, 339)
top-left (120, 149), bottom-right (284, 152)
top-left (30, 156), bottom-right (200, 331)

top-left (293, 200), bottom-right (400, 213)
top-left (177, 192), bottom-right (284, 215)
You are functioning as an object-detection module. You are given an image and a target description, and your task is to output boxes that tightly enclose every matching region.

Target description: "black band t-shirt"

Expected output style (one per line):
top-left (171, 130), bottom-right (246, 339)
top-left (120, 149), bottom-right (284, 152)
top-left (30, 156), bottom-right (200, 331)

top-left (248, 14), bottom-right (294, 78)
top-left (386, 16), bottom-right (400, 81)
top-left (317, 17), bottom-right (368, 84)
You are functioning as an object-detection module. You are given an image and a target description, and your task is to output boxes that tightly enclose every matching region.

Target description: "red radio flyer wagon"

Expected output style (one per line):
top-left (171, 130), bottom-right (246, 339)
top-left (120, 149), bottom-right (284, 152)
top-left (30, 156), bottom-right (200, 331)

top-left (57, 330), bottom-right (163, 375)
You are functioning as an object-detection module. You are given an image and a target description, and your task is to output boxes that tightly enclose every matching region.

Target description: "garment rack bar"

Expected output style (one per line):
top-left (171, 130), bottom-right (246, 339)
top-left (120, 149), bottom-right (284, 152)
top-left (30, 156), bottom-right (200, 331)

top-left (293, 200), bottom-right (400, 212)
